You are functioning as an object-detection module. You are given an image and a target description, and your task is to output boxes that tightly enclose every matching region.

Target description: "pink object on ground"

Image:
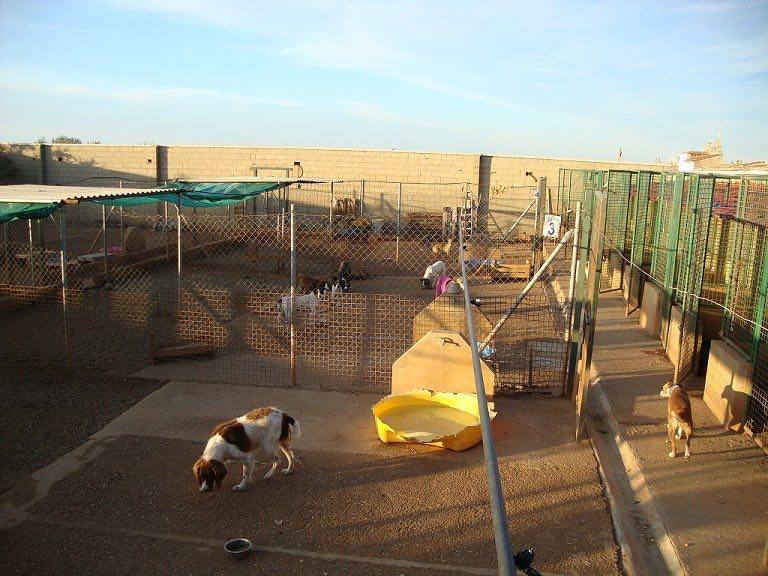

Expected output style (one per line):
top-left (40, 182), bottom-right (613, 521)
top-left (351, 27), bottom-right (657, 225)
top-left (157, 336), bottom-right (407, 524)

top-left (435, 275), bottom-right (454, 297)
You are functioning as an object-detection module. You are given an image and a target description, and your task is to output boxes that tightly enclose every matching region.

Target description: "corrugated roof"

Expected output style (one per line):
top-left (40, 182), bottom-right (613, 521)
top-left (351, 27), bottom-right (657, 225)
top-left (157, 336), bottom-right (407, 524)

top-left (174, 178), bottom-right (338, 184)
top-left (0, 184), bottom-right (169, 204)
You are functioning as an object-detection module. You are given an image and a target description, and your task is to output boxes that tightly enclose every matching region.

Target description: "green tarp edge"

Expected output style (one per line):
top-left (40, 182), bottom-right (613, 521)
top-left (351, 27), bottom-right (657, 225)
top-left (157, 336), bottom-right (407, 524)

top-left (0, 202), bottom-right (60, 224)
top-left (89, 181), bottom-right (283, 208)
top-left (0, 182), bottom-right (283, 222)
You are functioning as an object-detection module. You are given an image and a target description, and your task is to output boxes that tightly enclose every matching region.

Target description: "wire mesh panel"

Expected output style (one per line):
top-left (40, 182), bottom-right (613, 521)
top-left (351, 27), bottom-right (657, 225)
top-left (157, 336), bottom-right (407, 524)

top-left (675, 175), bottom-right (714, 382)
top-left (658, 173), bottom-right (686, 345)
top-left (602, 170), bottom-right (633, 292)
top-left (733, 177), bottom-right (768, 441)
top-left (0, 175), bottom-right (583, 403)
top-left (626, 171), bottom-right (656, 314)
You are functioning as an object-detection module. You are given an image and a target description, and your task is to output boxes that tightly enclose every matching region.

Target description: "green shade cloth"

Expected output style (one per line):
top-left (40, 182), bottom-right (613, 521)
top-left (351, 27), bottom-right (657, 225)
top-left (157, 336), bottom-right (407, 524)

top-left (0, 201), bottom-right (59, 224)
top-left (0, 181), bottom-right (284, 222)
top-left (90, 181), bottom-right (283, 208)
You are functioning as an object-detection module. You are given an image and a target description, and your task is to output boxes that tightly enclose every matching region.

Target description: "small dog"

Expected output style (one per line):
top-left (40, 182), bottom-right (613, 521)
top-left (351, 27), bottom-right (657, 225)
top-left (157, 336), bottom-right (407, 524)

top-left (431, 238), bottom-right (453, 256)
top-left (421, 260), bottom-right (447, 289)
top-left (296, 273), bottom-right (328, 295)
top-left (334, 260), bottom-right (352, 292)
top-left (659, 381), bottom-right (693, 460)
top-left (193, 407), bottom-right (301, 492)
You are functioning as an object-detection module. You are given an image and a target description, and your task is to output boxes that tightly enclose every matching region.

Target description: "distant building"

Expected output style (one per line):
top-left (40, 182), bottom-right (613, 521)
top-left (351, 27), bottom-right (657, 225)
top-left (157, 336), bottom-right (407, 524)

top-left (678, 139), bottom-right (767, 172)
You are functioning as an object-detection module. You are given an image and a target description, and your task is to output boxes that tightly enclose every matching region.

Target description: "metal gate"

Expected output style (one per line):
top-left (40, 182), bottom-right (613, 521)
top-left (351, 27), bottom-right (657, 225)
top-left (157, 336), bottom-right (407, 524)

top-left (602, 170), bottom-right (633, 292)
top-left (625, 171), bottom-right (658, 314)
top-left (674, 175), bottom-right (714, 382)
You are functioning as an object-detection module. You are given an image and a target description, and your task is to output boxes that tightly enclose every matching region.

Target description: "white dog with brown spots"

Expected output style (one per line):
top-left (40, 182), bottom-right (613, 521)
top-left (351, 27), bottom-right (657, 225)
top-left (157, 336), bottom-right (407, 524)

top-left (193, 407), bottom-right (301, 492)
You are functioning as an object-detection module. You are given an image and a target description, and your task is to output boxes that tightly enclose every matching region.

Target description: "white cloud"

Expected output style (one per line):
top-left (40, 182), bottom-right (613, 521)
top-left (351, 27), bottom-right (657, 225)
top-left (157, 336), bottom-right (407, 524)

top-left (0, 69), bottom-right (303, 107)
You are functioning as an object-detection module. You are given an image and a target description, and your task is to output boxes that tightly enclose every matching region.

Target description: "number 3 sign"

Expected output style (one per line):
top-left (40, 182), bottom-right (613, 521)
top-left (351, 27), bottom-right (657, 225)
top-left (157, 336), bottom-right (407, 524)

top-left (543, 214), bottom-right (561, 239)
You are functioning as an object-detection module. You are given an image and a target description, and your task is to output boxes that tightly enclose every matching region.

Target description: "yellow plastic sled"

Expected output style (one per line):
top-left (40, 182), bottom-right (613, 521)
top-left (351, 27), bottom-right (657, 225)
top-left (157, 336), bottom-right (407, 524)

top-left (372, 389), bottom-right (495, 451)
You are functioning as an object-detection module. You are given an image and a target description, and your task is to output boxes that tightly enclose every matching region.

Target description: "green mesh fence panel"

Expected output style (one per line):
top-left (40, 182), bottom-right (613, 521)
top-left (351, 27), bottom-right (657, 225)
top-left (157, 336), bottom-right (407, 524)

top-left (626, 172), bottom-right (655, 314)
top-left (601, 170), bottom-right (632, 292)
top-left (675, 175), bottom-right (714, 382)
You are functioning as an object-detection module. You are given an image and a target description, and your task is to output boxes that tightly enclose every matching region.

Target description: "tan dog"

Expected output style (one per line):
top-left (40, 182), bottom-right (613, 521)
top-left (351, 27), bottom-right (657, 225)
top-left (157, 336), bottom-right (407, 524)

top-left (660, 381), bottom-right (693, 460)
top-left (431, 238), bottom-right (453, 256)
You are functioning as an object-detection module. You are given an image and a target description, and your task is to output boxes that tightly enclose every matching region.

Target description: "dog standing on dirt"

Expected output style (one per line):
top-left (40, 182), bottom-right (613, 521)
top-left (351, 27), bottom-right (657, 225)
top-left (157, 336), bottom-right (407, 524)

top-left (193, 407), bottom-right (301, 492)
top-left (659, 381), bottom-right (693, 460)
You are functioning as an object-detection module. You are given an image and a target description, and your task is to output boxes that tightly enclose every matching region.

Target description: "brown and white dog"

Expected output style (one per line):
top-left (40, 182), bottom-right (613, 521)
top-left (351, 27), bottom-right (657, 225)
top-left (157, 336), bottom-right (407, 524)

top-left (659, 381), bottom-right (693, 460)
top-left (193, 407), bottom-right (301, 492)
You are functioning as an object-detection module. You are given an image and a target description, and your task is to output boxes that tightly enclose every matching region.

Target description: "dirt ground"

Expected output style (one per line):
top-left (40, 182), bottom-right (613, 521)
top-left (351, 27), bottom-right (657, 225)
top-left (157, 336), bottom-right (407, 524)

top-left (591, 293), bottom-right (768, 576)
top-left (0, 294), bottom-right (163, 494)
top-left (0, 382), bottom-right (620, 576)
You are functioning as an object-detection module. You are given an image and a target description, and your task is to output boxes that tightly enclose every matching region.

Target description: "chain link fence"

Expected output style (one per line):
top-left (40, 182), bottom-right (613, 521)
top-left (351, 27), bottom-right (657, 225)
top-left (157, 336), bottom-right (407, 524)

top-left (2, 178), bottom-right (579, 400)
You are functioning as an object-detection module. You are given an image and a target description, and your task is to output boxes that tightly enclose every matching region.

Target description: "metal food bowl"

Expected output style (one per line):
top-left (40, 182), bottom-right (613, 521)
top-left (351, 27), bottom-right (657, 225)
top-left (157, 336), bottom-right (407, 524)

top-left (224, 538), bottom-right (253, 560)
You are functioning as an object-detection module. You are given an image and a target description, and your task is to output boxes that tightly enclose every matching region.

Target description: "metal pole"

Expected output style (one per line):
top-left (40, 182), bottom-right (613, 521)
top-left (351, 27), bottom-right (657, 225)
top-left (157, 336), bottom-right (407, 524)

top-left (490, 197), bottom-right (537, 261)
top-left (102, 204), bottom-right (108, 281)
top-left (329, 182), bottom-right (334, 238)
top-left (176, 196), bottom-right (182, 299)
top-left (119, 207), bottom-right (124, 252)
top-left (3, 222), bottom-right (8, 281)
top-left (59, 209), bottom-right (72, 366)
top-left (479, 228), bottom-right (575, 353)
top-left (290, 204), bottom-right (297, 388)
top-left (457, 214), bottom-right (517, 576)
top-left (396, 183), bottom-right (402, 265)
top-left (576, 191), bottom-right (607, 442)
top-left (360, 179), bottom-right (365, 216)
top-left (118, 180), bottom-right (124, 252)
top-left (28, 219), bottom-right (35, 286)
top-left (533, 177), bottom-right (547, 269)
top-left (562, 203), bottom-right (582, 397)
top-left (164, 201), bottom-right (169, 260)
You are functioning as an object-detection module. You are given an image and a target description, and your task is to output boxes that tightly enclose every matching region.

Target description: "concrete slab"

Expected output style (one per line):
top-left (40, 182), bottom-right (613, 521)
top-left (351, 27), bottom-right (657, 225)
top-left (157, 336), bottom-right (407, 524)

top-left (639, 281), bottom-right (662, 337)
top-left (96, 381), bottom-right (386, 454)
top-left (664, 305), bottom-right (682, 367)
top-left (94, 380), bottom-right (589, 461)
top-left (704, 339), bottom-right (753, 433)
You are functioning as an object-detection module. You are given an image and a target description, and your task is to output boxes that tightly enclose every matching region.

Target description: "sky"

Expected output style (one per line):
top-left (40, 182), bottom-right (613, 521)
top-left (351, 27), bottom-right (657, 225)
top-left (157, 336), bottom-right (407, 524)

top-left (0, 0), bottom-right (766, 162)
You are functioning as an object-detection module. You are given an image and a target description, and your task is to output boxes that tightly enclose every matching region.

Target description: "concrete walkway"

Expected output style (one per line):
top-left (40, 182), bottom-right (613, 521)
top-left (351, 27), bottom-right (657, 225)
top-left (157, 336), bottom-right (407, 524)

top-left (588, 293), bottom-right (767, 576)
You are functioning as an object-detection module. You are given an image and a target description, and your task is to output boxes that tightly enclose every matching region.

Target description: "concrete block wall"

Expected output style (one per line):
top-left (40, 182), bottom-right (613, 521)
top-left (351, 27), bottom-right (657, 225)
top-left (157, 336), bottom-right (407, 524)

top-left (46, 144), bottom-right (157, 186)
top-left (0, 143), bottom-right (669, 220)
top-left (165, 146), bottom-right (479, 184)
top-left (0, 144), bottom-right (42, 182)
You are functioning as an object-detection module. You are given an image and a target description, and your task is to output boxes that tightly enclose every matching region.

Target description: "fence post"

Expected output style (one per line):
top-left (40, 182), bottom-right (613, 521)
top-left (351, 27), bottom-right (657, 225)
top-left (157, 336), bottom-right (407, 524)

top-left (360, 179), bottom-right (365, 216)
top-left (576, 189), bottom-right (607, 442)
top-left (456, 215), bottom-right (517, 576)
top-left (28, 219), bottom-right (35, 286)
top-left (396, 183), bottom-right (402, 265)
top-left (163, 201), bottom-right (170, 260)
top-left (59, 208), bottom-right (72, 366)
top-left (176, 196), bottom-right (182, 300)
top-left (329, 181), bottom-right (334, 238)
top-left (3, 222), bottom-right (8, 281)
top-left (533, 177), bottom-right (547, 269)
top-left (290, 204), bottom-right (297, 388)
top-left (563, 202), bottom-right (582, 397)
top-left (102, 205), bottom-right (109, 281)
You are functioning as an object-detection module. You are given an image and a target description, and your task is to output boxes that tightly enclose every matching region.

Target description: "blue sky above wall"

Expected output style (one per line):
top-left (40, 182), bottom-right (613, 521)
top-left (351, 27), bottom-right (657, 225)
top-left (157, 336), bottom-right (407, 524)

top-left (0, 0), bottom-right (765, 162)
